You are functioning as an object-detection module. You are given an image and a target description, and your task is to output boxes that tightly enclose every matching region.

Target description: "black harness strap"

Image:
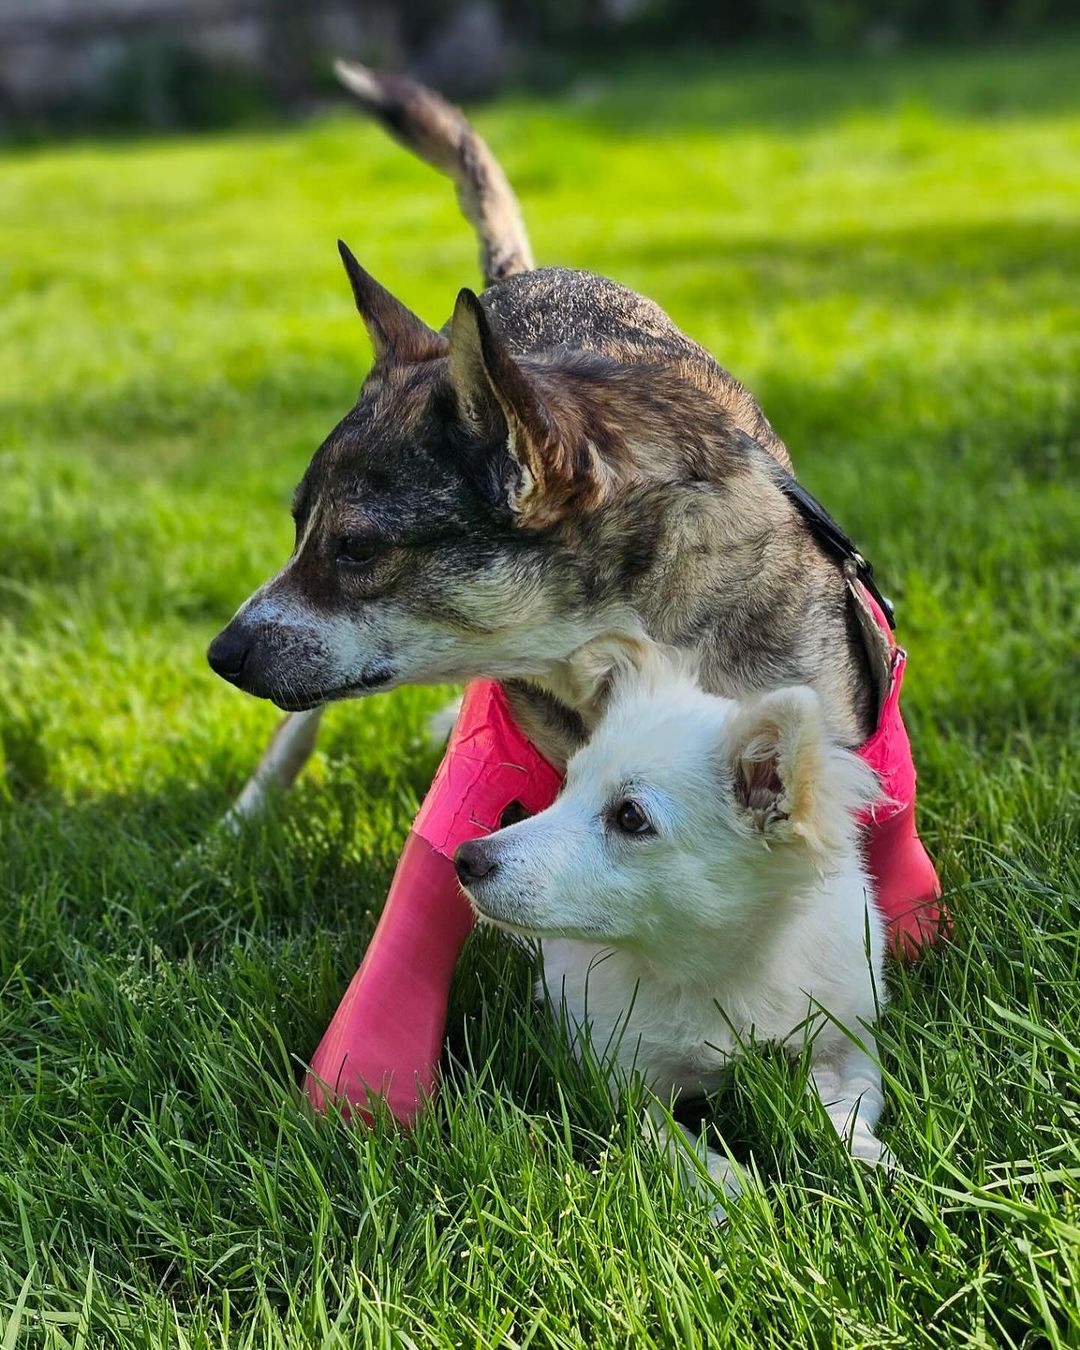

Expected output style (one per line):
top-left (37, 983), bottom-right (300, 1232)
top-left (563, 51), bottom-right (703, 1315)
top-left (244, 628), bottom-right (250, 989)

top-left (772, 469), bottom-right (896, 630)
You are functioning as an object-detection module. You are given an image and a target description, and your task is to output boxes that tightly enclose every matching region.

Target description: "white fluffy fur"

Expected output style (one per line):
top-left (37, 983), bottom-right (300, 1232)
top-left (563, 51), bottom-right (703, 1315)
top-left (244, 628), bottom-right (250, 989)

top-left (458, 643), bottom-right (892, 1219)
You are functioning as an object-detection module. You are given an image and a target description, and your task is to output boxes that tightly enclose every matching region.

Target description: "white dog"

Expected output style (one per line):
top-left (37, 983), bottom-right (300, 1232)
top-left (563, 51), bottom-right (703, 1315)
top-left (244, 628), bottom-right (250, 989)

top-left (454, 645), bottom-right (892, 1217)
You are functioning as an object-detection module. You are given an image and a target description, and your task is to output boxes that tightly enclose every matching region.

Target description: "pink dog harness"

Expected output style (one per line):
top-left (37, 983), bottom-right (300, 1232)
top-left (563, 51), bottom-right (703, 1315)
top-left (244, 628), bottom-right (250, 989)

top-left (306, 594), bottom-right (943, 1122)
top-left (414, 594), bottom-right (943, 954)
top-left (848, 589), bottom-right (944, 955)
top-left (412, 683), bottom-right (563, 850)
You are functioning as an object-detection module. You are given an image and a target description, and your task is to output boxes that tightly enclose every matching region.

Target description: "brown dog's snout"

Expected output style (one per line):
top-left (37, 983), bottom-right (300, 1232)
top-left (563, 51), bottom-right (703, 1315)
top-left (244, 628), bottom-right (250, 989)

top-left (454, 840), bottom-right (498, 887)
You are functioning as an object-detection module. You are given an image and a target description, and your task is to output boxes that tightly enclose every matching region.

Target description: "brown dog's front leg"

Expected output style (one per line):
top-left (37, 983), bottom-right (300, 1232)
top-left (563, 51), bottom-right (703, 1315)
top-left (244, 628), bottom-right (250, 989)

top-left (221, 706), bottom-right (325, 831)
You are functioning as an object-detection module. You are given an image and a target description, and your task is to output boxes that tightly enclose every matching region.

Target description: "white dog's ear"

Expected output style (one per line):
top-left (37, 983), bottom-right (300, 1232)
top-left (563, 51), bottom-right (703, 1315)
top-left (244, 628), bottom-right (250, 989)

top-left (565, 634), bottom-right (650, 702)
top-left (562, 636), bottom-right (697, 725)
top-left (726, 687), bottom-right (878, 856)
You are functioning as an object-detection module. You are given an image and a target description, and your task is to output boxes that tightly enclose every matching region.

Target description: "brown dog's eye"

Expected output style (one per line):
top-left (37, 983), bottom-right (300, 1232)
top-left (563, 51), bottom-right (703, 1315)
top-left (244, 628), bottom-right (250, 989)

top-left (613, 799), bottom-right (652, 836)
top-left (337, 537), bottom-right (384, 567)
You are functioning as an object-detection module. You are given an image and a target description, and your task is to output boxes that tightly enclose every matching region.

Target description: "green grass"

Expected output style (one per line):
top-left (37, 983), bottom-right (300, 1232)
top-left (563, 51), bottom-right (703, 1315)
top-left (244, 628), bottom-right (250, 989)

top-left (2, 38), bottom-right (1079, 1348)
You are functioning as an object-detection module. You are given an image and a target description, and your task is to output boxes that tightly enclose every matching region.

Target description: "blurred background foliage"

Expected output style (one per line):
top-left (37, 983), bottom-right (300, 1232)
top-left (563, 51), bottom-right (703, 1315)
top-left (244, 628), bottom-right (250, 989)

top-left (2, 0), bottom-right (1078, 138)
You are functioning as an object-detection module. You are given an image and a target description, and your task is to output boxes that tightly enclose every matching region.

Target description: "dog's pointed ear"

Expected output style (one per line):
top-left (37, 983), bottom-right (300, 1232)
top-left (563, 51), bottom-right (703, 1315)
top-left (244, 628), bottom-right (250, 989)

top-left (726, 687), bottom-right (878, 855)
top-left (449, 287), bottom-right (557, 514)
top-left (560, 634), bottom-right (653, 719)
top-left (338, 239), bottom-right (448, 365)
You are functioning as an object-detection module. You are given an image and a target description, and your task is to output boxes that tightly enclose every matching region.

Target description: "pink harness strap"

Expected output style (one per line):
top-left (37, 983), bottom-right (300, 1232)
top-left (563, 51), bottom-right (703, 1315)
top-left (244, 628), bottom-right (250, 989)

top-left (850, 589), bottom-right (945, 955)
top-left (415, 654), bottom-right (943, 954)
top-left (306, 682), bottom-right (562, 1123)
top-left (306, 619), bottom-right (943, 1122)
top-left (413, 682), bottom-right (563, 852)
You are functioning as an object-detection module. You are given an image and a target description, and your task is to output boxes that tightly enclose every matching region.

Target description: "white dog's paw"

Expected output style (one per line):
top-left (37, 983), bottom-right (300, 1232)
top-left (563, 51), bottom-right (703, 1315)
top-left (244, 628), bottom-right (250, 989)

top-left (862, 1142), bottom-right (898, 1177)
top-left (700, 1149), bottom-right (744, 1226)
top-left (675, 1152), bottom-right (741, 1227)
top-left (848, 1129), bottom-right (896, 1176)
top-left (707, 1198), bottom-right (731, 1227)
top-left (642, 1109), bottom-right (747, 1225)
top-left (703, 1149), bottom-right (744, 1197)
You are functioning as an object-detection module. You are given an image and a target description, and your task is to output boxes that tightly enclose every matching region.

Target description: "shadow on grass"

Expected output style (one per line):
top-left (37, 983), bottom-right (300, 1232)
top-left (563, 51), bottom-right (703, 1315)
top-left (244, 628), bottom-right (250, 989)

top-left (4, 213), bottom-right (1075, 464)
top-left (0, 758), bottom-right (423, 966)
top-left (557, 37), bottom-right (1080, 137)
top-left (623, 218), bottom-right (1080, 308)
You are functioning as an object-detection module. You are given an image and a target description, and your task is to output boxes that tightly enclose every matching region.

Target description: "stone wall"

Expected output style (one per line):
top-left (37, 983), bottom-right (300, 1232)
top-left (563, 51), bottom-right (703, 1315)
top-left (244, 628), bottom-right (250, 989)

top-left (0, 0), bottom-right (408, 119)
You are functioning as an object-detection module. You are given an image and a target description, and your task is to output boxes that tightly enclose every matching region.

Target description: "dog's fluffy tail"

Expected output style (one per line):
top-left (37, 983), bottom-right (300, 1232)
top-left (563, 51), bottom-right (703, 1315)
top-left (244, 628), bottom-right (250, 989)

top-left (334, 60), bottom-right (534, 289)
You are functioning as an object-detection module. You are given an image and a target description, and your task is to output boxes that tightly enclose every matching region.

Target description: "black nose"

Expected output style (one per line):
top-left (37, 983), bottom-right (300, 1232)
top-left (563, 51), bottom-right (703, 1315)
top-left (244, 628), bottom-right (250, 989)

top-left (207, 626), bottom-right (250, 685)
top-left (454, 840), bottom-right (497, 886)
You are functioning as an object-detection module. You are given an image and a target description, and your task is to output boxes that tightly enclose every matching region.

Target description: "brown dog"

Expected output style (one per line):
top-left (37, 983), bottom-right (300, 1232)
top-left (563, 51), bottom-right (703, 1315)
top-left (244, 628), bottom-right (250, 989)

top-left (208, 63), bottom-right (892, 816)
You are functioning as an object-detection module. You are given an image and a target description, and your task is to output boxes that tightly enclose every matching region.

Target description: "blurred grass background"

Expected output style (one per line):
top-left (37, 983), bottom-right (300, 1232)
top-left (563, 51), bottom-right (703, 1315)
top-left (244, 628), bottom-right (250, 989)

top-left (1, 38), bottom-right (1078, 1348)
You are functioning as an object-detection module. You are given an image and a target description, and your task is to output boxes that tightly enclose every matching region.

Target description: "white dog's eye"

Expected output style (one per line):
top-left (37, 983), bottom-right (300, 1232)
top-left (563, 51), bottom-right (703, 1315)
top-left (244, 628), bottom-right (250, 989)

top-left (612, 799), bottom-right (653, 836)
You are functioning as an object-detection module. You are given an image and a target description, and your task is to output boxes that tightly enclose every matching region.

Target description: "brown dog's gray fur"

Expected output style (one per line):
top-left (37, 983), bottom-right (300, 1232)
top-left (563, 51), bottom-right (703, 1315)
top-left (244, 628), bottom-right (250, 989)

top-left (208, 65), bottom-right (891, 812)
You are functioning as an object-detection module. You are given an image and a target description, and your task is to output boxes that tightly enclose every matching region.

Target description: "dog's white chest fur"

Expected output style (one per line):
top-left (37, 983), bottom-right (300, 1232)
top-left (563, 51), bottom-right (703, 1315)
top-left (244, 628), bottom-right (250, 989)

top-left (539, 852), bottom-right (883, 1101)
top-left (541, 938), bottom-right (747, 1093)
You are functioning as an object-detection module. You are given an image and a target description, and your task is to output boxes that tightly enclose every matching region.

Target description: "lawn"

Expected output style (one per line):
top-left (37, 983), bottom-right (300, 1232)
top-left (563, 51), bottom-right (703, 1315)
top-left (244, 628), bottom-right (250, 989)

top-left (1, 38), bottom-right (1079, 1348)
